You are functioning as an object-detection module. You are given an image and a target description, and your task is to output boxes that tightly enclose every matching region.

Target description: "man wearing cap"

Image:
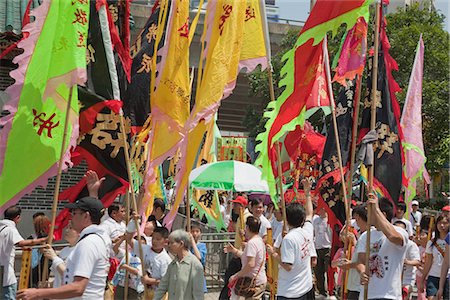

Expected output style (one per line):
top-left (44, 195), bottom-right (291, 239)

top-left (219, 195), bottom-right (251, 299)
top-left (410, 200), bottom-right (422, 231)
top-left (17, 197), bottom-right (111, 300)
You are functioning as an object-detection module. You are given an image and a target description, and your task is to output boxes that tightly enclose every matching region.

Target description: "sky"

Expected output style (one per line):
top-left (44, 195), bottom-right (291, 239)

top-left (277, 0), bottom-right (450, 31)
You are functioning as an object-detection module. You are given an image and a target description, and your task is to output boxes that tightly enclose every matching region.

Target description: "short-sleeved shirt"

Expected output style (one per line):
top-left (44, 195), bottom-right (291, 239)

top-left (402, 240), bottom-right (420, 286)
top-left (313, 215), bottom-right (331, 249)
top-left (270, 218), bottom-right (283, 242)
top-left (241, 235), bottom-right (267, 286)
top-left (191, 242), bottom-right (207, 266)
top-left (410, 211), bottom-right (422, 229)
top-left (111, 252), bottom-right (144, 293)
top-left (277, 221), bottom-right (314, 298)
top-left (143, 247), bottom-right (172, 281)
top-left (51, 246), bottom-right (74, 288)
top-left (425, 238), bottom-right (449, 278)
top-left (0, 220), bottom-right (24, 287)
top-left (258, 215), bottom-right (271, 238)
top-left (63, 225), bottom-right (111, 300)
top-left (356, 227), bottom-right (408, 300)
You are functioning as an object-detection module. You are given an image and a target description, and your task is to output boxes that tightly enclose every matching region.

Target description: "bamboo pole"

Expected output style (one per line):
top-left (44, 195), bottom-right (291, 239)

top-left (186, 184), bottom-right (191, 231)
top-left (118, 115), bottom-right (149, 297)
top-left (266, 228), bottom-right (276, 300)
top-left (41, 86), bottom-right (74, 284)
top-left (124, 192), bottom-right (130, 300)
top-left (343, 75), bottom-right (364, 298)
top-left (276, 142), bottom-right (288, 236)
top-left (323, 37), bottom-right (350, 222)
top-left (364, 2), bottom-right (381, 299)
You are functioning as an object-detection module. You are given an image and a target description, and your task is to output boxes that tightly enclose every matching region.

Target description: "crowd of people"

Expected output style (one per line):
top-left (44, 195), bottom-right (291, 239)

top-left (0, 171), bottom-right (449, 300)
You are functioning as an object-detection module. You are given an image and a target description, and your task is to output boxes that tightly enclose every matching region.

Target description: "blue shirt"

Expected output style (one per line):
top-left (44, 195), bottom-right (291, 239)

top-left (190, 242), bottom-right (207, 292)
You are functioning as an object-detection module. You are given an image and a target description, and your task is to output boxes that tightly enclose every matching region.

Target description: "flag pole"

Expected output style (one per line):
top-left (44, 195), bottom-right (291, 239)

top-left (124, 192), bottom-right (130, 300)
top-left (364, 2), bottom-right (381, 299)
top-left (119, 115), bottom-right (149, 297)
top-left (96, 3), bottom-right (149, 295)
top-left (41, 86), bottom-right (75, 284)
top-left (342, 75), bottom-right (363, 298)
top-left (260, 0), bottom-right (287, 235)
top-left (276, 143), bottom-right (288, 236)
top-left (186, 184), bottom-right (191, 231)
top-left (323, 37), bottom-right (350, 227)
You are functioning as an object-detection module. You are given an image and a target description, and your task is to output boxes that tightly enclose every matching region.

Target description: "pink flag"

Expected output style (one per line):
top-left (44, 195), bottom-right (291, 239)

top-left (400, 35), bottom-right (429, 207)
top-left (333, 17), bottom-right (367, 86)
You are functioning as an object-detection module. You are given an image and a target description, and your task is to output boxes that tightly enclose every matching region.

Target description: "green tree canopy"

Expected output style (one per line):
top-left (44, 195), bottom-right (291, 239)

top-left (245, 2), bottom-right (449, 174)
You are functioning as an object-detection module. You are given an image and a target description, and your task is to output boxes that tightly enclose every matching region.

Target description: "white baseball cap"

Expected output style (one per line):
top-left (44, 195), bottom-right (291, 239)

top-left (411, 200), bottom-right (419, 206)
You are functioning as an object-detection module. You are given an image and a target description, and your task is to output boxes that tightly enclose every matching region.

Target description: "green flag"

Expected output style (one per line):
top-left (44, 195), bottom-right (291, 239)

top-left (0, 0), bottom-right (90, 211)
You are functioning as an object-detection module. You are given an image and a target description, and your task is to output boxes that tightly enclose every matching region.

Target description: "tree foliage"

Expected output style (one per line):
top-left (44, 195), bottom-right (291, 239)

top-left (386, 2), bottom-right (449, 173)
top-left (244, 2), bottom-right (449, 173)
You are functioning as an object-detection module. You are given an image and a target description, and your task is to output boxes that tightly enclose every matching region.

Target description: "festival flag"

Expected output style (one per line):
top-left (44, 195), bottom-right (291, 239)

top-left (123, 1), bottom-right (165, 131)
top-left (332, 17), bottom-right (368, 86)
top-left (164, 120), bottom-right (208, 229)
top-left (0, 0), bottom-right (89, 212)
top-left (141, 0), bottom-right (193, 218)
top-left (54, 1), bottom-right (132, 237)
top-left (191, 119), bottom-right (226, 229)
top-left (359, 20), bottom-right (404, 206)
top-left (255, 0), bottom-right (371, 200)
top-left (317, 80), bottom-right (357, 227)
top-left (163, 0), bottom-right (268, 226)
top-left (400, 35), bottom-right (430, 210)
top-left (189, 0), bottom-right (248, 127)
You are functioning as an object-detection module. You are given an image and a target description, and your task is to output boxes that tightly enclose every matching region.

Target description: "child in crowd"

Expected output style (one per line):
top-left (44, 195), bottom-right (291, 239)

top-left (393, 220), bottom-right (421, 300)
top-left (112, 236), bottom-right (145, 300)
top-left (331, 226), bottom-right (357, 298)
top-left (141, 226), bottom-right (172, 297)
top-left (190, 222), bottom-right (208, 292)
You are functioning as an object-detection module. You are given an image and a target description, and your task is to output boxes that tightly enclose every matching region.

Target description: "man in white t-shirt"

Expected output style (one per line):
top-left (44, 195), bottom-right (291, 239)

top-left (250, 198), bottom-right (271, 241)
top-left (391, 202), bottom-right (413, 236)
top-left (356, 194), bottom-right (409, 300)
top-left (270, 207), bottom-right (284, 242)
top-left (0, 206), bottom-right (47, 300)
top-left (267, 178), bottom-right (315, 299)
top-left (100, 203), bottom-right (126, 241)
top-left (313, 206), bottom-right (332, 297)
top-left (18, 197), bottom-right (112, 300)
top-left (410, 200), bottom-right (422, 231)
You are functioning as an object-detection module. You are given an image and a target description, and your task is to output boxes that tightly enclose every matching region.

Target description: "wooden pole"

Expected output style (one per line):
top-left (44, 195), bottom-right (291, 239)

top-left (323, 37), bottom-right (350, 222)
top-left (124, 192), bottom-right (130, 300)
top-left (343, 75), bottom-right (364, 298)
top-left (276, 142), bottom-right (288, 236)
top-left (118, 114), bottom-right (149, 297)
top-left (186, 184), bottom-right (191, 231)
top-left (266, 228), bottom-right (276, 300)
top-left (41, 86), bottom-right (74, 284)
top-left (364, 2), bottom-right (381, 299)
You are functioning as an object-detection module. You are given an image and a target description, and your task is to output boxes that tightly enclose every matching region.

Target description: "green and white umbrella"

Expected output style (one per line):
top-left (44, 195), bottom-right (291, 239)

top-left (189, 160), bottom-right (269, 193)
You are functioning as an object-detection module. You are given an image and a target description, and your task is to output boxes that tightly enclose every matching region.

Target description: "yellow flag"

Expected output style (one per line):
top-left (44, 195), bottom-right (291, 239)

top-left (190, 0), bottom-right (247, 123)
top-left (165, 121), bottom-right (208, 228)
top-left (151, 0), bottom-right (190, 127)
top-left (240, 0), bottom-right (267, 67)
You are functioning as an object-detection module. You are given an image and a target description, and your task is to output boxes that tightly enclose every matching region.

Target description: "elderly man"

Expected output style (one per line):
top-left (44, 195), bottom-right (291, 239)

top-left (17, 197), bottom-right (111, 300)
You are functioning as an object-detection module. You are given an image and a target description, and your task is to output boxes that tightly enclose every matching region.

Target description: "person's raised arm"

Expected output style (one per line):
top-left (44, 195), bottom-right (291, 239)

top-left (368, 193), bottom-right (405, 246)
top-left (302, 178), bottom-right (313, 221)
top-left (85, 170), bottom-right (105, 199)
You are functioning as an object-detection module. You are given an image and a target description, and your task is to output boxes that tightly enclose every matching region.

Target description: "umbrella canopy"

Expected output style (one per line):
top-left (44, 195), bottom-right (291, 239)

top-left (189, 161), bottom-right (269, 193)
